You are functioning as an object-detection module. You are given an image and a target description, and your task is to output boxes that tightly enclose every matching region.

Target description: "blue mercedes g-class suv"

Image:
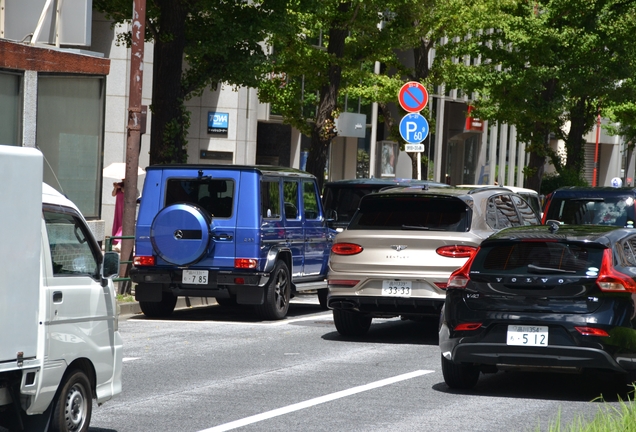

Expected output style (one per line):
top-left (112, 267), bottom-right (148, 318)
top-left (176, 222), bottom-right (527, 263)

top-left (130, 165), bottom-right (335, 320)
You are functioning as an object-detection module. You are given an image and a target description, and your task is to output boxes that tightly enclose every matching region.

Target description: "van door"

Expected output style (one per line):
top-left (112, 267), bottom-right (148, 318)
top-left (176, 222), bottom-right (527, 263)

top-left (42, 206), bottom-right (117, 387)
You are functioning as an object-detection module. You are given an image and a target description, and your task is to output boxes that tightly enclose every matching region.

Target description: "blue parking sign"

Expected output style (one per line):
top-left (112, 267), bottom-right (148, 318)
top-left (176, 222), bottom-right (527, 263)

top-left (399, 113), bottom-right (429, 144)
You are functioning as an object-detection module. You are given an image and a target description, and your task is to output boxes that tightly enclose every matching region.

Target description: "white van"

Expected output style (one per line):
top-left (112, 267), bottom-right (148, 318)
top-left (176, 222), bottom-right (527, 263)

top-left (0, 146), bottom-right (122, 432)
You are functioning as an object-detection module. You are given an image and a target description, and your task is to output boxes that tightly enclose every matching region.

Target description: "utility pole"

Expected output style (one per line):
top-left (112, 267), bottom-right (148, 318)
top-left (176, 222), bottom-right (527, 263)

top-left (119, 0), bottom-right (146, 292)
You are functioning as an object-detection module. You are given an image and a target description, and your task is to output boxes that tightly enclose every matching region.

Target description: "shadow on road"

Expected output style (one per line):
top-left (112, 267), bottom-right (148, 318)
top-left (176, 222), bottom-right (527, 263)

top-left (128, 293), bottom-right (328, 323)
top-left (317, 317), bottom-right (440, 346)
top-left (432, 368), bottom-right (636, 403)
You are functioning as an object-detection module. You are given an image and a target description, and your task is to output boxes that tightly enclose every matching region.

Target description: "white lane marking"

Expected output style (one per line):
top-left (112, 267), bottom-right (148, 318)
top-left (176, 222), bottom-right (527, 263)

top-left (122, 357), bottom-right (140, 362)
top-left (126, 312), bottom-right (334, 326)
top-left (197, 370), bottom-right (433, 432)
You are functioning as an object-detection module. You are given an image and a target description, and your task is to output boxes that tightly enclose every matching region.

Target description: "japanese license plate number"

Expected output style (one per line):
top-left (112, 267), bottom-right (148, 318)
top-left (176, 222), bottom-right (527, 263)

top-left (507, 325), bottom-right (548, 346)
top-left (182, 270), bottom-right (208, 285)
top-left (381, 280), bottom-right (412, 297)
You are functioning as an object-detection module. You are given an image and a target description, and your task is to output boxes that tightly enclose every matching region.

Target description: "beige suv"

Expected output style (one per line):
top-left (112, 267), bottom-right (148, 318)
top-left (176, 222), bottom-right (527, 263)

top-left (327, 186), bottom-right (540, 336)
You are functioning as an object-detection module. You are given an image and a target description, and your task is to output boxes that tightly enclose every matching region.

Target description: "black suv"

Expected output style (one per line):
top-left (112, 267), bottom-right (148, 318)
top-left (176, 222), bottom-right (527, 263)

top-left (542, 186), bottom-right (636, 227)
top-left (440, 223), bottom-right (636, 389)
top-left (130, 165), bottom-right (335, 320)
top-left (322, 178), bottom-right (449, 231)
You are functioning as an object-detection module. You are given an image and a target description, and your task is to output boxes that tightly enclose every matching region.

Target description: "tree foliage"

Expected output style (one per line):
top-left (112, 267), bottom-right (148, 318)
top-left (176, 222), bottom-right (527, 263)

top-left (94, 0), bottom-right (288, 165)
top-left (434, 0), bottom-right (636, 191)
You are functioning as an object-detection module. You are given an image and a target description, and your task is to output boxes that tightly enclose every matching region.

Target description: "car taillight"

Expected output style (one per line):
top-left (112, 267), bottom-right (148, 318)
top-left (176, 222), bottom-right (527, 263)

top-left (575, 326), bottom-right (609, 337)
top-left (596, 248), bottom-right (636, 292)
top-left (235, 259), bottom-right (258, 269)
top-left (436, 245), bottom-right (477, 258)
top-left (133, 255), bottom-right (155, 266)
top-left (454, 323), bottom-right (482, 331)
top-left (541, 193), bottom-right (553, 224)
top-left (331, 243), bottom-right (363, 255)
top-left (446, 247), bottom-right (479, 289)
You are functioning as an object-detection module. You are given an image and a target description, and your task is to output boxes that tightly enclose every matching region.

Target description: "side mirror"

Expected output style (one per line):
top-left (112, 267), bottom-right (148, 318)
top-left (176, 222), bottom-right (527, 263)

top-left (102, 251), bottom-right (120, 278)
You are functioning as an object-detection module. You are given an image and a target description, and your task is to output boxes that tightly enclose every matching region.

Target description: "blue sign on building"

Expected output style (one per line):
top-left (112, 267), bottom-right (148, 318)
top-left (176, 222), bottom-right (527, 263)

top-left (208, 112), bottom-right (229, 134)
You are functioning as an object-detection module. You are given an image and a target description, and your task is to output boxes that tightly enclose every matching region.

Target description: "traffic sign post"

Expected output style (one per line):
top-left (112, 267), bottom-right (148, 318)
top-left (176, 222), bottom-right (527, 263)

top-left (399, 113), bottom-right (429, 144)
top-left (398, 81), bottom-right (428, 113)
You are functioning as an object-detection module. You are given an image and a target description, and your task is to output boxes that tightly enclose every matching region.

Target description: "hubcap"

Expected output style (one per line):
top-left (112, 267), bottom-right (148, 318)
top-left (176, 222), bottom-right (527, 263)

top-left (65, 384), bottom-right (86, 431)
top-left (274, 269), bottom-right (289, 310)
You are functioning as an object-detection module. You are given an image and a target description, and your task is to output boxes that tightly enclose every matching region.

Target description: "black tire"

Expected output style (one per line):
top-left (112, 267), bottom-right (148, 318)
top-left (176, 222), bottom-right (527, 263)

top-left (441, 354), bottom-right (480, 390)
top-left (317, 289), bottom-right (329, 310)
top-left (255, 261), bottom-right (291, 320)
top-left (51, 369), bottom-right (92, 432)
top-left (139, 291), bottom-right (177, 318)
top-left (333, 309), bottom-right (372, 337)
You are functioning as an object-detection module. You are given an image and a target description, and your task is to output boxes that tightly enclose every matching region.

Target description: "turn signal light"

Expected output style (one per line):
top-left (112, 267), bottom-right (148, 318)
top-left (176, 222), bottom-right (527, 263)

top-left (575, 327), bottom-right (609, 337)
top-left (436, 245), bottom-right (477, 258)
top-left (454, 323), bottom-right (482, 331)
top-left (331, 243), bottom-right (363, 255)
top-left (597, 249), bottom-right (636, 292)
top-left (133, 255), bottom-right (155, 266)
top-left (235, 259), bottom-right (258, 269)
top-left (328, 279), bottom-right (359, 287)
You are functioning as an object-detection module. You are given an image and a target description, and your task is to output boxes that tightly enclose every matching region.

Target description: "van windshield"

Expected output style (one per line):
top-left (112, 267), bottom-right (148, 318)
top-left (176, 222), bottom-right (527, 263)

top-left (546, 196), bottom-right (634, 227)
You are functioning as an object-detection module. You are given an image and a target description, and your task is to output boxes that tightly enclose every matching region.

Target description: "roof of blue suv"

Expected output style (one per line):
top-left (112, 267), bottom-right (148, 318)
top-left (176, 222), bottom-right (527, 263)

top-left (145, 164), bottom-right (316, 178)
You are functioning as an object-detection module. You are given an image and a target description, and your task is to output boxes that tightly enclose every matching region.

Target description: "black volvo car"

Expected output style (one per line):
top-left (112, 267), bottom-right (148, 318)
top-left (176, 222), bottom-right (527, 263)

top-left (439, 223), bottom-right (636, 389)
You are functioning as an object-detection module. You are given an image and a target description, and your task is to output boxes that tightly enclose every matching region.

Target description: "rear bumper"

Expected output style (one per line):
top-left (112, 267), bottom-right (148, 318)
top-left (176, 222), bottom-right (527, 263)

top-left (130, 267), bottom-right (266, 288)
top-left (328, 295), bottom-right (444, 318)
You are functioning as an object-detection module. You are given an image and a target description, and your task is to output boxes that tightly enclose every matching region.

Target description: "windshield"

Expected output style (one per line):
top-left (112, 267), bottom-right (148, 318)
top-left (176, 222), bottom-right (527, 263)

top-left (349, 196), bottom-right (470, 231)
top-left (322, 186), bottom-right (382, 223)
top-left (546, 195), bottom-right (635, 227)
top-left (472, 241), bottom-right (605, 276)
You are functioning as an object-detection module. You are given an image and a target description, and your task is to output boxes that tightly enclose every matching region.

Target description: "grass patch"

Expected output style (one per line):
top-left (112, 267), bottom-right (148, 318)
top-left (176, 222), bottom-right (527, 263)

top-left (116, 294), bottom-right (135, 303)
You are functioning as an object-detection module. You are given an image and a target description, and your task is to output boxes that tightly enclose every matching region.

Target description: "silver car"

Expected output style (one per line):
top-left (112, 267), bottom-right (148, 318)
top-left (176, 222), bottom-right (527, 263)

top-left (327, 186), bottom-right (541, 336)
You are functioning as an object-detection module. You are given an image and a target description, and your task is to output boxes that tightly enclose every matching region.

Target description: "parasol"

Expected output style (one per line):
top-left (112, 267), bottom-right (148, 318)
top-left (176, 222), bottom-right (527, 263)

top-left (103, 162), bottom-right (145, 180)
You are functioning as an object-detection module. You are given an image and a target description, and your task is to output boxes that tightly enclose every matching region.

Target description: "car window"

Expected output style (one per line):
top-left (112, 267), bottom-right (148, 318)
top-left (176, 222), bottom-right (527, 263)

top-left (621, 237), bottom-right (636, 266)
top-left (322, 186), bottom-right (380, 223)
top-left (511, 195), bottom-right (540, 225)
top-left (486, 194), bottom-right (520, 230)
top-left (165, 178), bottom-right (234, 218)
top-left (261, 180), bottom-right (281, 219)
top-left (472, 241), bottom-right (605, 276)
top-left (349, 196), bottom-right (469, 231)
top-left (283, 180), bottom-right (299, 220)
top-left (548, 196), bottom-right (633, 226)
top-left (44, 210), bottom-right (99, 277)
top-left (302, 180), bottom-right (319, 220)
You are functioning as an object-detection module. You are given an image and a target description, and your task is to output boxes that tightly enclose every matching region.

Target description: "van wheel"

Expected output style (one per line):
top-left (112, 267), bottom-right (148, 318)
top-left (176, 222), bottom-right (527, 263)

top-left (333, 309), bottom-right (372, 337)
top-left (51, 370), bottom-right (92, 432)
top-left (139, 292), bottom-right (177, 317)
top-left (441, 354), bottom-right (480, 390)
top-left (255, 261), bottom-right (290, 320)
top-left (317, 289), bottom-right (329, 310)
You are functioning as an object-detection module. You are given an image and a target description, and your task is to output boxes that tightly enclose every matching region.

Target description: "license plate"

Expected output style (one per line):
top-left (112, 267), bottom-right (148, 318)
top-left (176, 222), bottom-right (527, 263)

top-left (182, 270), bottom-right (208, 285)
top-left (381, 280), bottom-right (412, 297)
top-left (507, 325), bottom-right (548, 346)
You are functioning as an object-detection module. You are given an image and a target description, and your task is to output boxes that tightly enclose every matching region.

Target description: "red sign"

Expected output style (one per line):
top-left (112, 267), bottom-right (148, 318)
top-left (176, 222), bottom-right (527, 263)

top-left (465, 105), bottom-right (484, 132)
top-left (398, 82), bottom-right (428, 113)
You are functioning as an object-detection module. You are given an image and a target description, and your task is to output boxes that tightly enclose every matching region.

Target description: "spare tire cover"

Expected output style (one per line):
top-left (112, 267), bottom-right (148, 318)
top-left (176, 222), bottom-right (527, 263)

top-left (150, 203), bottom-right (212, 265)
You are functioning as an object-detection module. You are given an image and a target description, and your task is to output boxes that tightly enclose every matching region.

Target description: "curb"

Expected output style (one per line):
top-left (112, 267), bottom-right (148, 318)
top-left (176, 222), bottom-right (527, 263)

top-left (117, 297), bottom-right (217, 320)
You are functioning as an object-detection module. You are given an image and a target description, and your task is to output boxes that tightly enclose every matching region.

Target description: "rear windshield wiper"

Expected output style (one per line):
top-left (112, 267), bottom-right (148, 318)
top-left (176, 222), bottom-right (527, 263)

top-left (527, 264), bottom-right (576, 274)
top-left (401, 224), bottom-right (429, 230)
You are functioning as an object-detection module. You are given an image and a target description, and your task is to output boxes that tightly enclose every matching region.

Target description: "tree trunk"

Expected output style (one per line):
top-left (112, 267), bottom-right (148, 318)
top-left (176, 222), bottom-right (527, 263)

top-left (565, 97), bottom-right (592, 176)
top-left (305, 5), bottom-right (349, 191)
top-left (149, 1), bottom-right (189, 165)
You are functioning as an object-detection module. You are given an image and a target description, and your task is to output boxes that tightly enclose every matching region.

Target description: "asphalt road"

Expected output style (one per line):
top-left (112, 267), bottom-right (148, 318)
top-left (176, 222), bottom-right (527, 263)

top-left (87, 293), bottom-right (632, 432)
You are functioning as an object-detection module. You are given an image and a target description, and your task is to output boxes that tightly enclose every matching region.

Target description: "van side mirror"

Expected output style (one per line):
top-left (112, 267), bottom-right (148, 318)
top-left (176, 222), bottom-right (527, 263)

top-left (102, 251), bottom-right (120, 278)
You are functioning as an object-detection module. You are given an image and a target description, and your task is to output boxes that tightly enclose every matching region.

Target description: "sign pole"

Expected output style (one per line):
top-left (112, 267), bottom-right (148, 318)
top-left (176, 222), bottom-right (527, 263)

top-left (417, 152), bottom-right (421, 180)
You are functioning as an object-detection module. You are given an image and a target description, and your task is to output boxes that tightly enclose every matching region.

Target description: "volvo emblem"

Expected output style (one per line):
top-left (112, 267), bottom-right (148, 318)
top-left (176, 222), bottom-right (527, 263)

top-left (391, 245), bottom-right (407, 251)
top-left (174, 230), bottom-right (184, 239)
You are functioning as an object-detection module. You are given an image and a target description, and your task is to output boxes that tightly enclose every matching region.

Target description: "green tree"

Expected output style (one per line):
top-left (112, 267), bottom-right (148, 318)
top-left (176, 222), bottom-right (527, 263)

top-left (95, 0), bottom-right (287, 165)
top-left (434, 0), bottom-right (636, 191)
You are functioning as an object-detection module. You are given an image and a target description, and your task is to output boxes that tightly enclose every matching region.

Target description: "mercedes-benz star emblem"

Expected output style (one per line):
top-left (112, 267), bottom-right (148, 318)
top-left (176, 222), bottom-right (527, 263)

top-left (174, 230), bottom-right (184, 240)
top-left (391, 245), bottom-right (407, 251)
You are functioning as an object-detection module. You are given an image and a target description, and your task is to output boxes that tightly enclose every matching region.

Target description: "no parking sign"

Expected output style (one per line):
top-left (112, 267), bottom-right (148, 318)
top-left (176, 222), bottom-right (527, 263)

top-left (398, 82), bottom-right (428, 113)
